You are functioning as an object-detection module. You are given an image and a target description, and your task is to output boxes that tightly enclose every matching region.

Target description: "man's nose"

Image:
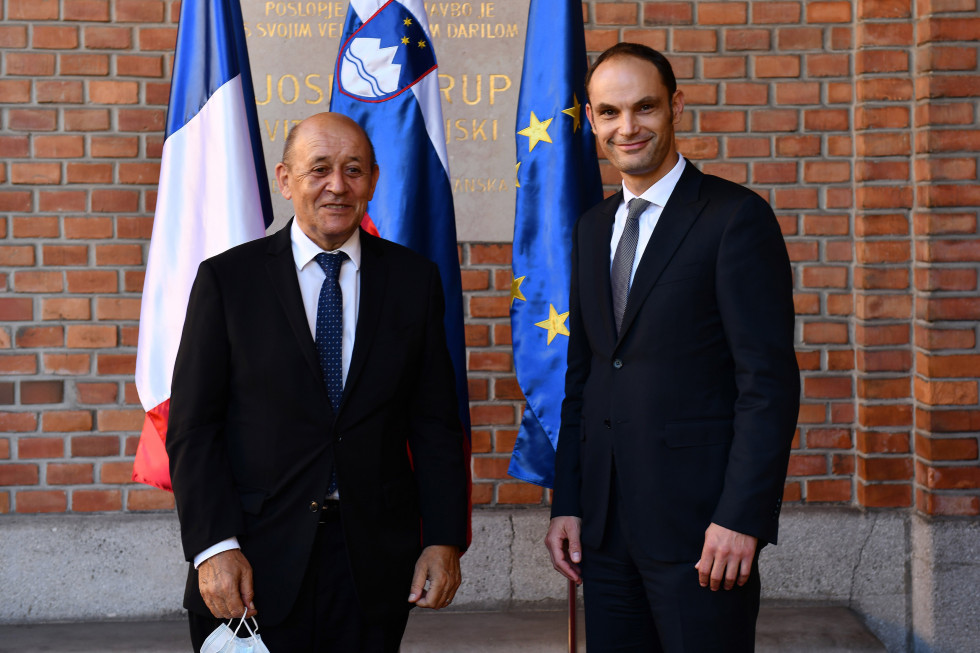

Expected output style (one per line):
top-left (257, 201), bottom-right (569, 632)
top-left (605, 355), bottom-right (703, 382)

top-left (323, 169), bottom-right (347, 194)
top-left (618, 112), bottom-right (638, 136)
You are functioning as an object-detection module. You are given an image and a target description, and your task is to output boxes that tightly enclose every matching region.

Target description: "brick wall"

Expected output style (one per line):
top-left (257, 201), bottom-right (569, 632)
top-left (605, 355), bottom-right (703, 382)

top-left (1, 1), bottom-right (978, 518)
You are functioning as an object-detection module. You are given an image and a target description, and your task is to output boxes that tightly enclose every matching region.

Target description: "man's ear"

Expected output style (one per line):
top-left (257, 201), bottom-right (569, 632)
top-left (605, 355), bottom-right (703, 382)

top-left (671, 90), bottom-right (685, 125)
top-left (585, 103), bottom-right (596, 132)
top-left (274, 162), bottom-right (292, 200)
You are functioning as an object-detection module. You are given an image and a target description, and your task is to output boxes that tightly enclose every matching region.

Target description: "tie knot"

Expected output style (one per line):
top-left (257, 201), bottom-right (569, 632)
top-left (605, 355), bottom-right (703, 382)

top-left (626, 198), bottom-right (651, 222)
top-left (314, 251), bottom-right (348, 280)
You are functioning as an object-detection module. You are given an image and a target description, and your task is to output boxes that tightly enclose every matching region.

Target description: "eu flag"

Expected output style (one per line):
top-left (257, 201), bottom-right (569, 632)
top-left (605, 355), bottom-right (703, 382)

top-left (507, 0), bottom-right (602, 487)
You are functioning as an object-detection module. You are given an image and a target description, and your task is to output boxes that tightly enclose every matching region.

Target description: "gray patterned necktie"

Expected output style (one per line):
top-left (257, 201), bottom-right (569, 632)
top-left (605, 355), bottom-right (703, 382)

top-left (611, 198), bottom-right (651, 335)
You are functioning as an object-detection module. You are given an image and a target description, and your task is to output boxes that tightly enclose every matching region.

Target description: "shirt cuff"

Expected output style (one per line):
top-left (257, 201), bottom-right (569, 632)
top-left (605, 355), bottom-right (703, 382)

top-left (193, 537), bottom-right (240, 569)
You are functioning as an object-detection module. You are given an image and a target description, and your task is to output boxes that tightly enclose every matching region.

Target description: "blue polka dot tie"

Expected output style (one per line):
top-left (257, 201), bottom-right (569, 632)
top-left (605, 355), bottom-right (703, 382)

top-left (314, 251), bottom-right (347, 495)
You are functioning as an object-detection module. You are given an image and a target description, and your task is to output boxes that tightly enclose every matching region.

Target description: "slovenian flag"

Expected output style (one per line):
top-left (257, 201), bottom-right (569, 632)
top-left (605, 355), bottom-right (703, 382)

top-left (329, 2), bottom-right (471, 449)
top-left (132, 0), bottom-right (271, 491)
top-left (507, 0), bottom-right (602, 487)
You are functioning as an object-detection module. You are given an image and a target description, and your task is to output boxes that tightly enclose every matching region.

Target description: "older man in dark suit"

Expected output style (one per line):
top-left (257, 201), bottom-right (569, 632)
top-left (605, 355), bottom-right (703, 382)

top-left (545, 43), bottom-right (800, 652)
top-left (167, 112), bottom-right (467, 652)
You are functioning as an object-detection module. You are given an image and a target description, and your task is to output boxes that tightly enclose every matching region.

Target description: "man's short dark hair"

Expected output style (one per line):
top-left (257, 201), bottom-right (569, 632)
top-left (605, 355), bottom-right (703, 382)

top-left (280, 116), bottom-right (378, 169)
top-left (585, 42), bottom-right (678, 101)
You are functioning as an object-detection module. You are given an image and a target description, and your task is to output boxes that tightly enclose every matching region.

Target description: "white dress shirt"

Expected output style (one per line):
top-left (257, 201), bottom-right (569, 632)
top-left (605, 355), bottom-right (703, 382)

top-left (609, 155), bottom-right (687, 287)
top-left (194, 220), bottom-right (362, 568)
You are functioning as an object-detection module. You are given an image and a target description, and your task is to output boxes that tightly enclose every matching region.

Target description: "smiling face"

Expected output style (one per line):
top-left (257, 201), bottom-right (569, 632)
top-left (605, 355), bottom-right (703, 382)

top-left (275, 113), bottom-right (379, 251)
top-left (585, 54), bottom-right (685, 196)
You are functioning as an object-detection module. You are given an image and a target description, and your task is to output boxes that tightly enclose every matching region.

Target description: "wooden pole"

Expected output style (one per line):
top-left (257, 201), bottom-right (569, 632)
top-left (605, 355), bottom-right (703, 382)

top-left (567, 578), bottom-right (577, 653)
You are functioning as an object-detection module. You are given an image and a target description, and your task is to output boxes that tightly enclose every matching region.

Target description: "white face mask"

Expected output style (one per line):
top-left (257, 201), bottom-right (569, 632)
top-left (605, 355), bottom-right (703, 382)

top-left (200, 611), bottom-right (271, 653)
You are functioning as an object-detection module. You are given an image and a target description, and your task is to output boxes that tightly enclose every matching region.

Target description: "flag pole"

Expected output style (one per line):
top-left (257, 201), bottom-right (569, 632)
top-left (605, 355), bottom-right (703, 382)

top-left (568, 579), bottom-right (577, 652)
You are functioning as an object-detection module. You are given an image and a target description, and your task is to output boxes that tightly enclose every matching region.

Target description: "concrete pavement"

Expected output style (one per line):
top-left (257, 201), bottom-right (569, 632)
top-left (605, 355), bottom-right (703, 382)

top-left (0, 604), bottom-right (885, 652)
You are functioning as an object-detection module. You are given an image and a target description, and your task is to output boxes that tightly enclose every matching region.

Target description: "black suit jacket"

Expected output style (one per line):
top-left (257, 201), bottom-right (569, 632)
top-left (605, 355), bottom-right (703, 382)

top-left (552, 163), bottom-right (800, 561)
top-left (167, 223), bottom-right (467, 625)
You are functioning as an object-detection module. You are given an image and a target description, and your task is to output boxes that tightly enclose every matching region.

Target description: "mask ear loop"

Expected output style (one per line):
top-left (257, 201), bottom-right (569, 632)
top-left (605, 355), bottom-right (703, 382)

top-left (229, 608), bottom-right (250, 638)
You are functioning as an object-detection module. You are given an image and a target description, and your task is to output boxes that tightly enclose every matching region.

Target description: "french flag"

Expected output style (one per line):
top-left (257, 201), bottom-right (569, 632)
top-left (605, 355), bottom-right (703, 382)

top-left (329, 0), bottom-right (471, 522)
top-left (132, 0), bottom-right (271, 490)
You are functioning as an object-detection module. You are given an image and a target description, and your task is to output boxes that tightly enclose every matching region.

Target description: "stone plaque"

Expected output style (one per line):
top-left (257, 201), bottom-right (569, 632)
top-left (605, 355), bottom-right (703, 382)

top-left (242, 0), bottom-right (531, 242)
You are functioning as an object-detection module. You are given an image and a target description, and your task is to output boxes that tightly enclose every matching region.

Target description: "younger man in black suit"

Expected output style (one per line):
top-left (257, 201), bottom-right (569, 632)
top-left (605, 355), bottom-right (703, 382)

top-left (545, 43), bottom-right (800, 652)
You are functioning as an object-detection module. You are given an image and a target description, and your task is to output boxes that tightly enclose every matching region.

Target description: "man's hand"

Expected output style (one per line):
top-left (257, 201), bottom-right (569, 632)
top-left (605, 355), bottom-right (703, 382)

top-left (198, 549), bottom-right (257, 619)
top-left (695, 522), bottom-right (757, 591)
top-left (545, 516), bottom-right (583, 584)
top-left (408, 545), bottom-right (461, 609)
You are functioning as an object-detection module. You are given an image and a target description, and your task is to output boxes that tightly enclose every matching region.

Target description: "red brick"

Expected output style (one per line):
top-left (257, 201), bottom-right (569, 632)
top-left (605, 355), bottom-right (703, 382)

top-left (620, 29), bottom-right (668, 51)
top-left (34, 135), bottom-right (84, 159)
top-left (90, 80), bottom-right (139, 105)
top-left (8, 109), bottom-right (57, 132)
top-left (803, 214), bottom-right (849, 236)
top-left (33, 25), bottom-right (79, 49)
top-left (702, 163), bottom-right (748, 184)
top-left (76, 382), bottom-right (118, 405)
top-left (584, 29), bottom-right (619, 52)
top-left (66, 270), bottom-right (118, 293)
top-left (468, 378), bottom-right (488, 402)
top-left (97, 408), bottom-right (144, 431)
top-left (918, 492), bottom-right (979, 517)
top-left (493, 324), bottom-right (512, 346)
top-left (117, 0), bottom-right (165, 22)
top-left (65, 163), bottom-right (112, 185)
top-left (593, 2), bottom-right (638, 24)
top-left (787, 454), bottom-right (827, 476)
top-left (0, 136), bottom-right (31, 158)
top-left (699, 2), bottom-right (747, 24)
top-left (35, 81), bottom-right (83, 104)
top-left (470, 405), bottom-right (515, 426)
top-left (42, 410), bottom-right (93, 432)
top-left (919, 463), bottom-right (980, 490)
top-left (65, 325), bottom-right (116, 349)
top-left (775, 82), bottom-right (820, 105)
top-left (124, 270), bottom-right (145, 293)
top-left (753, 2), bottom-right (801, 23)
top-left (43, 353), bottom-right (91, 375)
top-left (14, 271), bottom-right (63, 293)
top-left (0, 463), bottom-right (39, 486)
top-left (776, 27), bottom-right (821, 50)
top-left (469, 296), bottom-right (510, 318)
top-left (100, 461), bottom-right (135, 484)
top-left (18, 437), bottom-right (64, 459)
top-left (783, 482), bottom-right (802, 502)
top-left (464, 324), bottom-right (489, 347)
top-left (643, 2), bottom-right (694, 25)
top-left (855, 268), bottom-right (909, 290)
top-left (856, 186), bottom-right (913, 210)
top-left (96, 354), bottom-right (136, 375)
top-left (700, 111), bottom-right (746, 132)
top-left (756, 56), bottom-right (801, 78)
top-left (805, 377), bottom-right (853, 399)
top-left (807, 479), bottom-right (852, 502)
top-left (64, 109), bottom-right (111, 131)
top-left (469, 244), bottom-right (511, 265)
top-left (858, 404), bottom-right (913, 428)
top-left (774, 188), bottom-right (818, 209)
top-left (754, 162), bottom-right (797, 184)
top-left (676, 136), bottom-right (720, 159)
top-left (64, 0), bottom-right (109, 20)
top-left (42, 298), bottom-right (91, 321)
top-left (0, 298), bottom-right (34, 322)
top-left (919, 46), bottom-right (978, 72)
top-left (138, 26), bottom-right (177, 50)
top-left (751, 109), bottom-right (798, 132)
top-left (48, 463), bottom-right (93, 485)
top-left (915, 327), bottom-right (975, 351)
top-left (674, 30), bottom-right (717, 52)
top-left (857, 50), bottom-right (910, 75)
top-left (857, 78), bottom-right (914, 102)
top-left (125, 109), bottom-right (170, 133)
top-left (8, 0), bottom-right (60, 19)
top-left (860, 0), bottom-right (912, 18)
top-left (10, 163), bottom-right (61, 186)
top-left (468, 352), bottom-right (512, 372)
top-left (0, 246), bottom-right (35, 267)
top-left (64, 217), bottom-right (112, 240)
top-left (493, 377), bottom-right (524, 401)
top-left (855, 294), bottom-right (913, 320)
top-left (73, 489), bottom-right (122, 512)
top-left (21, 381), bottom-right (64, 405)
top-left (726, 137), bottom-right (770, 158)
top-left (724, 28), bottom-right (770, 51)
top-left (857, 482), bottom-right (912, 508)
top-left (0, 410), bottom-right (37, 432)
top-left (498, 483), bottom-right (544, 504)
top-left (116, 217), bottom-right (153, 239)
top-left (95, 245), bottom-right (143, 266)
top-left (495, 430), bottom-right (519, 454)
top-left (857, 431), bottom-right (910, 454)
top-left (917, 435), bottom-right (978, 462)
top-left (16, 490), bottom-right (67, 513)
top-left (71, 435), bottom-right (118, 457)
top-left (807, 1), bottom-right (852, 22)
top-left (472, 456), bottom-right (511, 480)
top-left (803, 322), bottom-right (849, 344)
top-left (775, 135), bottom-right (820, 157)
top-left (916, 100), bottom-right (975, 126)
top-left (19, 326), bottom-right (66, 350)
top-left (84, 26), bottom-right (132, 49)
top-left (856, 214), bottom-right (908, 237)
top-left (724, 83), bottom-right (768, 105)
top-left (5, 53), bottom-right (55, 76)
top-left (807, 53), bottom-right (850, 77)
top-left (804, 109), bottom-right (849, 131)
top-left (0, 25), bottom-right (28, 48)
top-left (127, 488), bottom-right (176, 511)
top-left (60, 54), bottom-right (110, 76)
top-left (470, 483), bottom-right (492, 505)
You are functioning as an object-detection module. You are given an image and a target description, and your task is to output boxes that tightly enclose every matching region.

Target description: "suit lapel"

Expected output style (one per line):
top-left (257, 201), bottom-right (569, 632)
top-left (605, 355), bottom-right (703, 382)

top-left (265, 221), bottom-right (330, 400)
top-left (587, 192), bottom-right (621, 348)
top-left (339, 229), bottom-right (386, 414)
top-left (617, 164), bottom-right (708, 343)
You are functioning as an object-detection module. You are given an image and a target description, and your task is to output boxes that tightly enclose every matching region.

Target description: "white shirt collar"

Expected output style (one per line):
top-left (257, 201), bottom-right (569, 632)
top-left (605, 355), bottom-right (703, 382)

top-left (290, 218), bottom-right (362, 272)
top-left (622, 154), bottom-right (687, 208)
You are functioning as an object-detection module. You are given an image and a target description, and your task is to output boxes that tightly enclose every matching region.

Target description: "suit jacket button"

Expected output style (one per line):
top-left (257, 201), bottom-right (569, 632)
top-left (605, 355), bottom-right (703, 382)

top-left (603, 419), bottom-right (611, 428)
top-left (309, 501), bottom-right (319, 512)
top-left (613, 359), bottom-right (623, 369)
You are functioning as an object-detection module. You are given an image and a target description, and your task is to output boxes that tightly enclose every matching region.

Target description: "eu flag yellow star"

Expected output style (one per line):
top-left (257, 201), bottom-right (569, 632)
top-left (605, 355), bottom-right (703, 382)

top-left (518, 111), bottom-right (553, 152)
top-left (510, 275), bottom-right (526, 305)
top-left (418, 39), bottom-right (427, 48)
top-left (562, 93), bottom-right (582, 132)
top-left (515, 162), bottom-right (521, 188)
top-left (401, 36), bottom-right (410, 45)
top-left (403, 17), bottom-right (413, 26)
top-left (535, 304), bottom-right (570, 345)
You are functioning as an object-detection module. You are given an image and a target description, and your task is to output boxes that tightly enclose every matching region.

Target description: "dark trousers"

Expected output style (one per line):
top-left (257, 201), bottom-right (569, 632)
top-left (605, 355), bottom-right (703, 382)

top-left (188, 513), bottom-right (409, 652)
top-left (581, 482), bottom-right (760, 653)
